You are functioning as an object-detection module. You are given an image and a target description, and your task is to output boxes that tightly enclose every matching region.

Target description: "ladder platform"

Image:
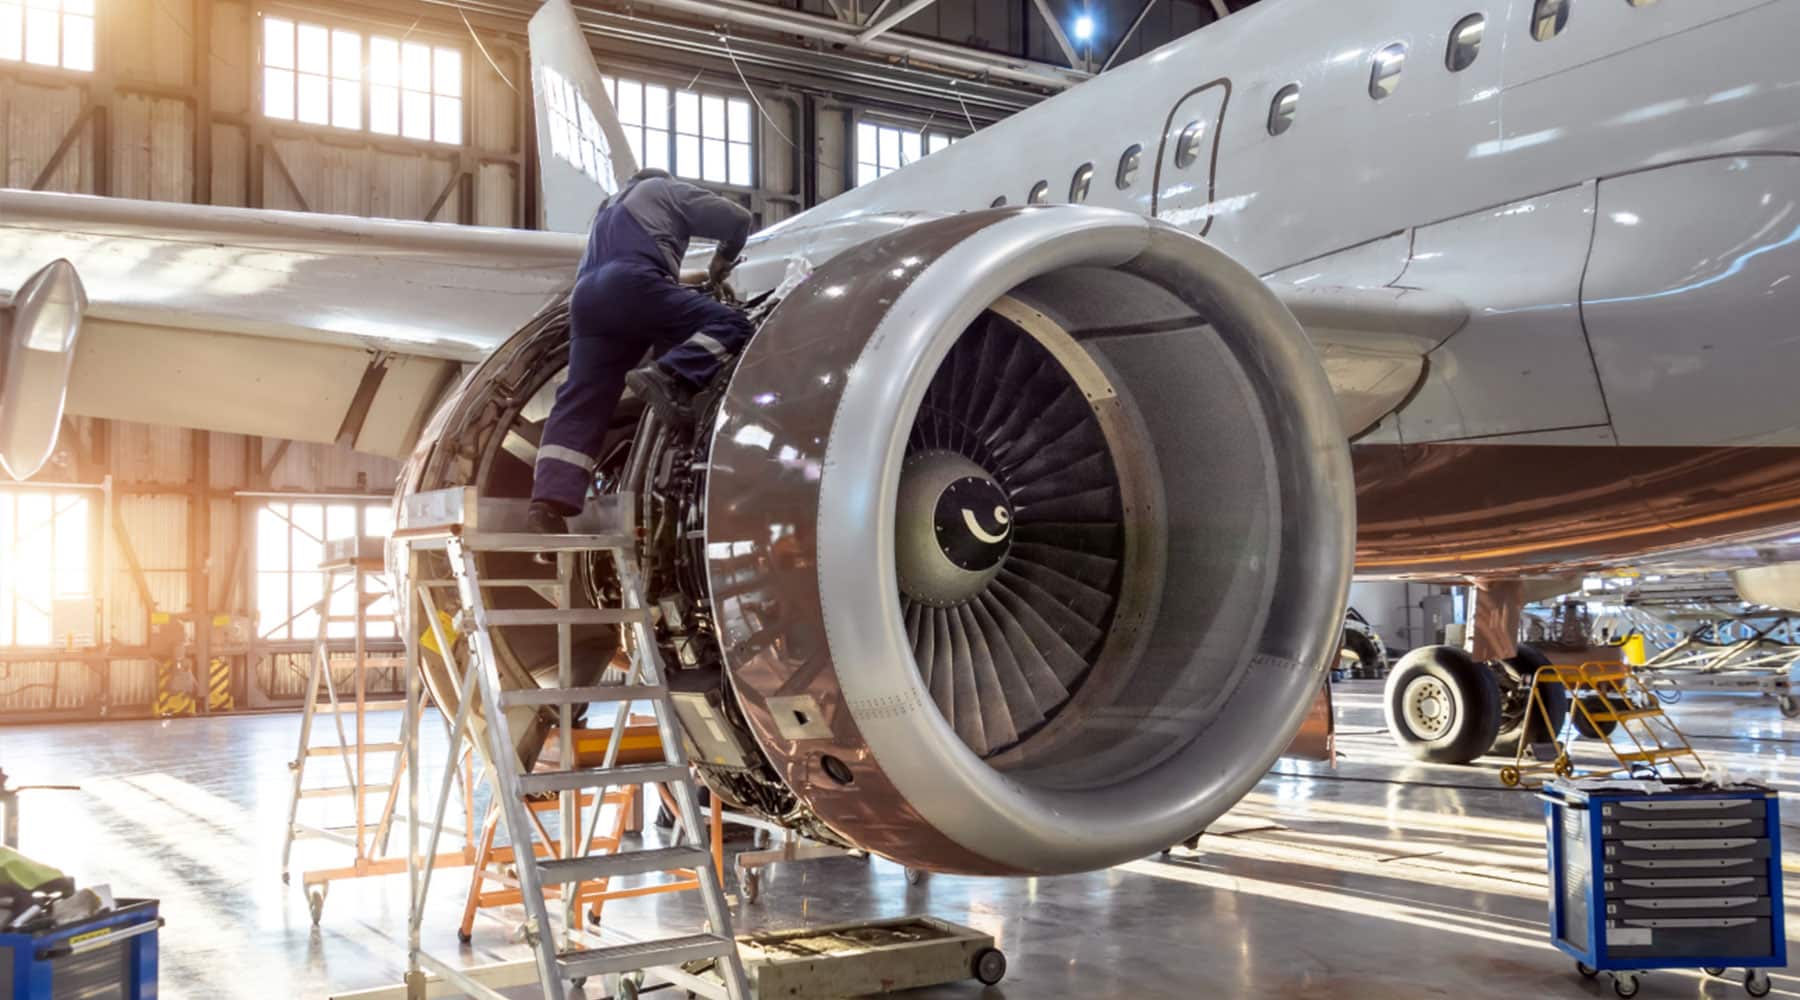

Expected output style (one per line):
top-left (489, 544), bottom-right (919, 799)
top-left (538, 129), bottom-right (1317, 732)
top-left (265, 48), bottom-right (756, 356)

top-left (303, 742), bottom-right (404, 756)
top-left (519, 762), bottom-right (690, 796)
top-left (396, 487), bottom-right (633, 539)
top-left (502, 685), bottom-right (665, 708)
top-left (558, 933), bottom-right (736, 979)
top-left (485, 608), bottom-right (650, 627)
top-left (537, 845), bottom-right (709, 884)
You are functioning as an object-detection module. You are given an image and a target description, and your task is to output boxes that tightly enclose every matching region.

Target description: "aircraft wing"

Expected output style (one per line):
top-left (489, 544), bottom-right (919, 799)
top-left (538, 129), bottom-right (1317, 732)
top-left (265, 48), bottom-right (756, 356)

top-left (0, 188), bottom-right (583, 475)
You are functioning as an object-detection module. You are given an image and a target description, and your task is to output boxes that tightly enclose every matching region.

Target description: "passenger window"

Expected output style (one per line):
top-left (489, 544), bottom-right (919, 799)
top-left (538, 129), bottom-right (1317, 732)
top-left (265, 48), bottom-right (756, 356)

top-left (1533, 0), bottom-right (1569, 40)
top-left (991, 195), bottom-right (1008, 208)
top-left (1028, 180), bottom-right (1050, 204)
top-left (1268, 84), bottom-right (1299, 136)
top-left (1173, 121), bottom-right (1206, 169)
top-left (1446, 14), bottom-right (1485, 71)
top-left (1625, 0), bottom-right (1656, 5)
top-left (1069, 163), bottom-right (1094, 203)
top-left (1116, 144), bottom-right (1142, 189)
top-left (1368, 43), bottom-right (1406, 101)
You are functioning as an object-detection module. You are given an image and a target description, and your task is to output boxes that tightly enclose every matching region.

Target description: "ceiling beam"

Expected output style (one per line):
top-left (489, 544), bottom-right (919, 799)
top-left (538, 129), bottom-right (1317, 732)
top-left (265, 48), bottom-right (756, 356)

top-left (859, 0), bottom-right (942, 42)
top-left (613, 0), bottom-right (1089, 90)
top-left (1102, 0), bottom-right (1159, 72)
top-left (1028, 0), bottom-right (1083, 69)
top-left (1209, 0), bottom-right (1230, 19)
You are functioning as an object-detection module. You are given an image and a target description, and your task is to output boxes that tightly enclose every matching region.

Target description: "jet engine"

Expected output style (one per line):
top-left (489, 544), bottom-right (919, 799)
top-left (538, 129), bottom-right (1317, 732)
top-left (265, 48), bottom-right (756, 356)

top-left (398, 207), bottom-right (1353, 875)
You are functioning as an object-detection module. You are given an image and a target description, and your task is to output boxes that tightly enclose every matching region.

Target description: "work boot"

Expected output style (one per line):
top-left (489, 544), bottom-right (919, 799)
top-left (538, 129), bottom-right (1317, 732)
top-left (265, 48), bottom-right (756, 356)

top-left (525, 500), bottom-right (569, 534)
top-left (626, 365), bottom-right (696, 430)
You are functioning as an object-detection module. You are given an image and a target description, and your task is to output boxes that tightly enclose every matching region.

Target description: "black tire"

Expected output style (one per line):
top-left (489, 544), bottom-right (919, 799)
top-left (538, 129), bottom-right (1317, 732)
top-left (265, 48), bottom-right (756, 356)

top-left (1703, 967), bottom-right (1727, 977)
top-left (1383, 645), bottom-right (1503, 764)
top-left (1747, 970), bottom-right (1772, 997)
top-left (1577, 962), bottom-right (1598, 979)
top-left (1492, 644), bottom-right (1569, 757)
top-left (972, 947), bottom-right (1007, 986)
top-left (1614, 975), bottom-right (1639, 998)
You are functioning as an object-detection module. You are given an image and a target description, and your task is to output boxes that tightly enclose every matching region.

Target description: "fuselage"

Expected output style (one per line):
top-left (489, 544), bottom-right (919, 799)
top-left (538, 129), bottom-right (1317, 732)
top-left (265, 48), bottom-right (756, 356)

top-left (739, 0), bottom-right (1800, 579)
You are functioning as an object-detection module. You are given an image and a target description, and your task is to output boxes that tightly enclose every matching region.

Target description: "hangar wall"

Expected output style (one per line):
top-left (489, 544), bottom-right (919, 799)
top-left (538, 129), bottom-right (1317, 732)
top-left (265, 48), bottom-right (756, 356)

top-left (0, 0), bottom-right (1245, 721)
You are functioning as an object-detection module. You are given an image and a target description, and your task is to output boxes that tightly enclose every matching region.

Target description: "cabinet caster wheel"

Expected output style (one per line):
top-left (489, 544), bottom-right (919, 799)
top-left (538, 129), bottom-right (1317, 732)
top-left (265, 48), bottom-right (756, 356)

top-left (972, 947), bottom-right (1006, 986)
top-left (904, 867), bottom-right (925, 885)
top-left (1746, 970), bottom-right (1772, 997)
top-left (1498, 766), bottom-right (1521, 787)
top-left (306, 886), bottom-right (327, 926)
top-left (457, 929), bottom-right (472, 944)
top-left (1576, 962), bottom-right (1598, 979)
top-left (1780, 695), bottom-right (1800, 719)
top-left (1704, 967), bottom-right (1728, 978)
top-left (1613, 974), bottom-right (1639, 998)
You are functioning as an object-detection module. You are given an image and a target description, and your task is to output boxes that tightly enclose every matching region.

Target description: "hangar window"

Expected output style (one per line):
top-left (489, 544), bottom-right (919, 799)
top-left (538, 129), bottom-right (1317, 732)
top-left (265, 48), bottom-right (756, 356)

top-left (1027, 180), bottom-right (1050, 204)
top-left (601, 76), bottom-right (754, 188)
top-left (1116, 144), bottom-right (1142, 189)
top-left (1532, 0), bottom-right (1570, 40)
top-left (0, 0), bottom-right (93, 70)
top-left (1368, 43), bottom-right (1406, 101)
top-left (1446, 14), bottom-right (1485, 71)
top-left (1173, 121), bottom-right (1206, 169)
top-left (261, 16), bottom-right (463, 144)
top-left (256, 501), bottom-right (396, 643)
top-left (0, 490), bottom-right (92, 648)
top-left (552, 69), bottom-right (615, 185)
top-left (854, 120), bottom-right (954, 186)
top-left (1268, 84), bottom-right (1299, 136)
top-left (1069, 163), bottom-right (1094, 203)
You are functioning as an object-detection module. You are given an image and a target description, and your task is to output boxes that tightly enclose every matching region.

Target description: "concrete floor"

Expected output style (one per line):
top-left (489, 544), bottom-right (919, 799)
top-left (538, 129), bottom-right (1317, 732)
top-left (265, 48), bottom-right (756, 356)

top-left (3, 681), bottom-right (1798, 999)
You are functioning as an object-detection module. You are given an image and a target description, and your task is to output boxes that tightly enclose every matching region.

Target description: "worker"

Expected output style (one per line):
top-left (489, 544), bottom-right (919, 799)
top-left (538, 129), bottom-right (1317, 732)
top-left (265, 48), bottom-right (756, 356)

top-left (528, 168), bottom-right (754, 533)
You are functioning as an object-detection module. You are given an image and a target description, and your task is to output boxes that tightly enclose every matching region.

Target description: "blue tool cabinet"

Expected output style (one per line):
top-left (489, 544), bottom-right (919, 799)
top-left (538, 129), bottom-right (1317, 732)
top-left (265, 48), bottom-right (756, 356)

top-left (0, 897), bottom-right (160, 999)
top-left (1543, 781), bottom-right (1784, 998)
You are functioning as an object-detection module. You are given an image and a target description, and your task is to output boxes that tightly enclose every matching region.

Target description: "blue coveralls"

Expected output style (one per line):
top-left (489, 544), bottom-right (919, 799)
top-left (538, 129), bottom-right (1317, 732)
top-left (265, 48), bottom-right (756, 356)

top-left (531, 177), bottom-right (755, 513)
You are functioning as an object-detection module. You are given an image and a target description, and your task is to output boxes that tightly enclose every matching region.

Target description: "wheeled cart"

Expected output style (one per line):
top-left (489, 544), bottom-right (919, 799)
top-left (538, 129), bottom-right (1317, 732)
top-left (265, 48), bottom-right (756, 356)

top-left (0, 898), bottom-right (162, 999)
top-left (1542, 779), bottom-right (1785, 997)
top-left (684, 916), bottom-right (1005, 998)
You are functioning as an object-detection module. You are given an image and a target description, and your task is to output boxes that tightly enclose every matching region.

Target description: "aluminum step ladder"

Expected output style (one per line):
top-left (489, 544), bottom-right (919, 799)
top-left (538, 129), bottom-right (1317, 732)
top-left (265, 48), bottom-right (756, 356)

top-left (397, 487), bottom-right (749, 1000)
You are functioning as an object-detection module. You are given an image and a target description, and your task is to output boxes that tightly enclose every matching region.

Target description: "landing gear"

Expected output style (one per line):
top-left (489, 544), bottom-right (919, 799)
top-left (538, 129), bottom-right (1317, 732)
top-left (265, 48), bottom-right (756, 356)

top-left (1383, 646), bottom-right (1501, 764)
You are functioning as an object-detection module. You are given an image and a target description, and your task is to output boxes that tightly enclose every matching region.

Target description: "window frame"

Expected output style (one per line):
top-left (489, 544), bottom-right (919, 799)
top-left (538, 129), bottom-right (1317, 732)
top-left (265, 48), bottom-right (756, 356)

top-left (1173, 121), bottom-right (1207, 169)
top-left (1116, 144), bottom-right (1143, 190)
top-left (254, 499), bottom-right (397, 645)
top-left (1368, 43), bottom-right (1407, 101)
top-left (0, 488), bottom-right (96, 650)
top-left (256, 10), bottom-right (467, 148)
top-left (1027, 180), bottom-right (1050, 205)
top-left (0, 0), bottom-right (95, 73)
top-left (1069, 162), bottom-right (1095, 203)
top-left (1268, 83), bottom-right (1300, 137)
top-left (1532, 0), bottom-right (1571, 40)
top-left (853, 116), bottom-right (957, 188)
top-left (1446, 13), bottom-right (1486, 72)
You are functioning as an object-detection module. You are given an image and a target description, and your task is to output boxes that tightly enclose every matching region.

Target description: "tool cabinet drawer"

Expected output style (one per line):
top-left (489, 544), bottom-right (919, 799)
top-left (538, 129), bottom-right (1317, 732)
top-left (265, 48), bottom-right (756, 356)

top-left (1602, 917), bottom-right (1774, 960)
top-left (1605, 855), bottom-right (1765, 876)
top-left (1603, 876), bottom-right (1769, 899)
top-left (1599, 797), bottom-right (1765, 823)
top-left (1605, 895), bottom-right (1772, 919)
top-left (1603, 837), bottom-right (1770, 863)
top-left (1601, 816), bottom-right (1766, 840)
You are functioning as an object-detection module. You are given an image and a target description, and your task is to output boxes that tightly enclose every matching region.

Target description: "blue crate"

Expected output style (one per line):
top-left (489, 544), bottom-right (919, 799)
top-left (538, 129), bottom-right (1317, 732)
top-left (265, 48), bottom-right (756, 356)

top-left (1544, 781), bottom-right (1784, 995)
top-left (0, 897), bottom-right (160, 999)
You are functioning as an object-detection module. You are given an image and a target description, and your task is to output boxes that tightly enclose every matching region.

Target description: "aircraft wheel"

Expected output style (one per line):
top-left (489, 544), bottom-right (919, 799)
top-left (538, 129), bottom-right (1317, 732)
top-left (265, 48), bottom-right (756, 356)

top-left (1384, 646), bottom-right (1502, 764)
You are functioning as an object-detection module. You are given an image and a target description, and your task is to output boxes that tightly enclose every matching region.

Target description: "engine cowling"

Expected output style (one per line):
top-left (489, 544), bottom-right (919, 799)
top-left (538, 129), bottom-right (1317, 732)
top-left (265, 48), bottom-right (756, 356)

top-left (397, 205), bottom-right (1353, 876)
top-left (706, 206), bottom-right (1353, 874)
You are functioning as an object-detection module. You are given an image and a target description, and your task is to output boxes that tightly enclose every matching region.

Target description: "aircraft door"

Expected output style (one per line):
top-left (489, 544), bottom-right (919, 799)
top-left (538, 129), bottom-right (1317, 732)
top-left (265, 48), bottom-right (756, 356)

top-left (1151, 81), bottom-right (1229, 236)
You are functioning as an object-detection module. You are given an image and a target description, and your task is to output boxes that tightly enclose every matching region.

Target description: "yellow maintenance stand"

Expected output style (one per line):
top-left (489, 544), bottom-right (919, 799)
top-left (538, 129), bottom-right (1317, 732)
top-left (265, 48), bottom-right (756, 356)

top-left (1500, 661), bottom-right (1705, 788)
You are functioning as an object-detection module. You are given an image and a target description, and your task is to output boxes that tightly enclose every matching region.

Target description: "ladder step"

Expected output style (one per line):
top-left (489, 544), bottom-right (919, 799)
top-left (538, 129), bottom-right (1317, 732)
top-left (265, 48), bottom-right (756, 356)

top-left (459, 532), bottom-right (634, 554)
top-left (557, 933), bottom-right (735, 980)
top-left (484, 609), bottom-right (651, 628)
top-left (501, 685), bottom-right (666, 708)
top-left (518, 762), bottom-right (688, 796)
top-left (304, 742), bottom-right (403, 756)
top-left (299, 784), bottom-right (394, 799)
top-left (538, 845), bottom-right (710, 884)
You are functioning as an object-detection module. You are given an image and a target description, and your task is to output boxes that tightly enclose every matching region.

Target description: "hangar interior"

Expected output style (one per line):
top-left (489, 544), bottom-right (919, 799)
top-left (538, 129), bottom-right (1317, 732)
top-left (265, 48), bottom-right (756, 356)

top-left (4, 0), bottom-right (1800, 998)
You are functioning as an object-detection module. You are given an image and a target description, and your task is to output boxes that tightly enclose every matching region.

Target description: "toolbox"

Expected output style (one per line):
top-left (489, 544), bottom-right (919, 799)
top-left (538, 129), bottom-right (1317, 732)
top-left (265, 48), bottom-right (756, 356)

top-left (0, 897), bottom-right (160, 999)
top-left (1543, 780), bottom-right (1783, 997)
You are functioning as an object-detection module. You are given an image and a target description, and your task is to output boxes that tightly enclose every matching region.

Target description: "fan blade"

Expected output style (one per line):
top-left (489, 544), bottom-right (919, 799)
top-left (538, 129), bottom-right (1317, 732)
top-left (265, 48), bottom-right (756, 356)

top-left (999, 424), bottom-right (1108, 492)
top-left (945, 605), bottom-right (987, 755)
top-left (1013, 522), bottom-right (1124, 558)
top-left (989, 581), bottom-right (1091, 684)
top-left (1008, 542), bottom-right (1119, 590)
top-left (979, 591), bottom-right (1072, 708)
top-left (958, 604), bottom-right (1020, 751)
top-left (961, 320), bottom-right (1007, 430)
top-left (966, 598), bottom-right (1045, 736)
top-left (1002, 557), bottom-right (1115, 626)
top-left (997, 570), bottom-right (1105, 659)
top-left (1014, 484), bottom-right (1121, 523)
top-left (973, 334), bottom-right (1041, 439)
top-left (913, 602), bottom-right (938, 691)
top-left (930, 610), bottom-right (957, 732)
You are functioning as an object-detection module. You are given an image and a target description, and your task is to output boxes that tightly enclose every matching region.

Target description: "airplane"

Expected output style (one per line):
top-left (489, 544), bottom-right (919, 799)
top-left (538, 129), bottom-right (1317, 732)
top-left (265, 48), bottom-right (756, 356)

top-left (4, 0), bottom-right (1800, 876)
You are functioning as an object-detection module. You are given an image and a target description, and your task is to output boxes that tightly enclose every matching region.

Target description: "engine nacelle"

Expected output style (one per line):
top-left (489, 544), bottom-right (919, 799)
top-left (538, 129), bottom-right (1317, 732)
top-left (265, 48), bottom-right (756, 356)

top-left (707, 207), bottom-right (1353, 874)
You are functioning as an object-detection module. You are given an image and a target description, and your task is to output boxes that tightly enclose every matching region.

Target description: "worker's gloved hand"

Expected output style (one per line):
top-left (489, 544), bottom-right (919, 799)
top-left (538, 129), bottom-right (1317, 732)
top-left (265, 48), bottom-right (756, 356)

top-left (708, 253), bottom-right (736, 288)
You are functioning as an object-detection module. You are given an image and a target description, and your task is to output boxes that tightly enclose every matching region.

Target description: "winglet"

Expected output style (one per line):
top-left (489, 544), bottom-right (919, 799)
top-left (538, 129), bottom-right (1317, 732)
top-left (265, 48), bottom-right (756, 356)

top-left (528, 0), bottom-right (638, 233)
top-left (0, 259), bottom-right (87, 481)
